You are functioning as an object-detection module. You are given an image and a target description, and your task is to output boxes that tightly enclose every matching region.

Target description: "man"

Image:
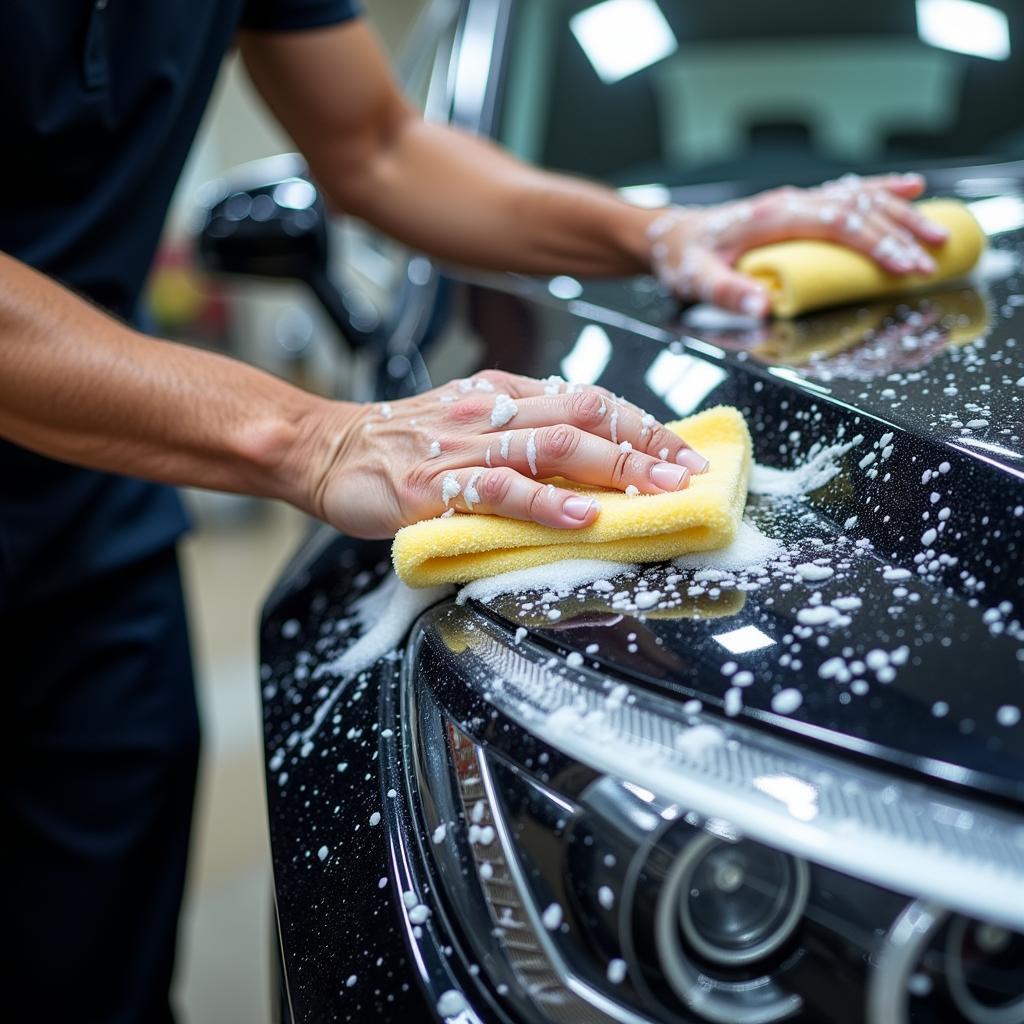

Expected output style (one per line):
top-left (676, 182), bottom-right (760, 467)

top-left (1, 1), bottom-right (945, 1018)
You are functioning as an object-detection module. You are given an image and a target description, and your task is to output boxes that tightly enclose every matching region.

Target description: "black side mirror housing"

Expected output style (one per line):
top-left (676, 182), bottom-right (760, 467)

top-left (197, 154), bottom-right (327, 279)
top-left (195, 154), bottom-right (377, 352)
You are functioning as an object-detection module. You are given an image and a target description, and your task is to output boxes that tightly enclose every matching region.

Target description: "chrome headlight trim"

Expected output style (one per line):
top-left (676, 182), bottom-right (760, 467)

top-left (476, 744), bottom-right (654, 1024)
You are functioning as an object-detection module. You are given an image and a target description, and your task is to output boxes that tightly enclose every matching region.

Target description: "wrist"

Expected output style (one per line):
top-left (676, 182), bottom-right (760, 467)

top-left (291, 397), bottom-right (364, 521)
top-left (643, 205), bottom-right (694, 287)
top-left (235, 392), bottom-right (361, 518)
top-left (609, 205), bottom-right (673, 273)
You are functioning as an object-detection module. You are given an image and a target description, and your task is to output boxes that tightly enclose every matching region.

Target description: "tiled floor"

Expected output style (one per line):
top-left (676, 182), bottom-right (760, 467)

top-left (174, 496), bottom-right (307, 1023)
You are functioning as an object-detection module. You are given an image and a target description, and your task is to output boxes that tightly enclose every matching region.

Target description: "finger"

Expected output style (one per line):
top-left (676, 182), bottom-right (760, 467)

top-left (839, 209), bottom-right (933, 275)
top-left (825, 172), bottom-right (925, 201)
top-left (873, 192), bottom-right (949, 246)
top-left (489, 390), bottom-right (710, 474)
top-left (434, 466), bottom-right (602, 528)
top-left (859, 171), bottom-right (927, 200)
top-left (446, 368), bottom-right (551, 400)
top-left (439, 370), bottom-right (599, 434)
top-left (459, 424), bottom-right (692, 494)
top-left (693, 252), bottom-right (772, 319)
top-left (467, 367), bottom-right (617, 402)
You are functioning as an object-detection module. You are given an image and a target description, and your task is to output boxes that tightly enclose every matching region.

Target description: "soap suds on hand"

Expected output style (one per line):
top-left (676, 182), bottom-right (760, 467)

top-left (464, 470), bottom-right (483, 509)
top-left (441, 474), bottom-right (461, 507)
top-left (490, 393), bottom-right (518, 428)
top-left (526, 428), bottom-right (538, 475)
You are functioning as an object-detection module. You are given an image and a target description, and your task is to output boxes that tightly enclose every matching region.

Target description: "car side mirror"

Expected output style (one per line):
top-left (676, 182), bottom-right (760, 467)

top-left (194, 153), bottom-right (377, 352)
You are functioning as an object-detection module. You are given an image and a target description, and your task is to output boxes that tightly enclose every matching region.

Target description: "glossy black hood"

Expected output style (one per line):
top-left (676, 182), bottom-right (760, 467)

top-left (441, 168), bottom-right (1024, 806)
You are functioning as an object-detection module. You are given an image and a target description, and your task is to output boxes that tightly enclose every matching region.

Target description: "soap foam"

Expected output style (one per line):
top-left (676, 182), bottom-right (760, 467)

top-left (302, 574), bottom-right (451, 743)
top-left (457, 559), bottom-right (633, 605)
top-left (673, 520), bottom-right (782, 573)
top-left (750, 436), bottom-right (863, 498)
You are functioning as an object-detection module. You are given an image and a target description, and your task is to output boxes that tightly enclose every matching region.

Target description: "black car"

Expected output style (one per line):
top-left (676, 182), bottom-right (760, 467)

top-left (199, 2), bottom-right (1024, 1021)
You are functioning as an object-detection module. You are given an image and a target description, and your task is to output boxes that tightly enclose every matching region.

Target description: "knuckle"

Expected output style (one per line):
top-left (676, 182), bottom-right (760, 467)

top-left (763, 185), bottom-right (795, 205)
top-left (480, 469), bottom-right (513, 506)
top-left (611, 450), bottom-right (632, 487)
top-left (646, 425), bottom-right (675, 457)
top-left (751, 193), bottom-right (778, 219)
top-left (707, 275), bottom-right (729, 306)
top-left (474, 369), bottom-right (507, 389)
top-left (837, 193), bottom-right (858, 216)
top-left (540, 424), bottom-right (581, 462)
top-left (567, 389), bottom-right (605, 426)
top-left (525, 484), bottom-right (548, 520)
top-left (404, 462), bottom-right (440, 500)
top-left (447, 398), bottom-right (487, 425)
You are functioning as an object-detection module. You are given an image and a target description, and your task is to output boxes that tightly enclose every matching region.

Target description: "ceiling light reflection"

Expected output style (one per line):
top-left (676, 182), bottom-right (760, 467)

top-left (644, 349), bottom-right (728, 416)
top-left (272, 178), bottom-right (317, 210)
top-left (967, 195), bottom-right (1024, 234)
top-left (548, 275), bottom-right (584, 300)
top-left (570, 0), bottom-right (679, 85)
top-left (561, 324), bottom-right (612, 384)
top-left (713, 625), bottom-right (777, 655)
top-left (916, 0), bottom-right (1011, 61)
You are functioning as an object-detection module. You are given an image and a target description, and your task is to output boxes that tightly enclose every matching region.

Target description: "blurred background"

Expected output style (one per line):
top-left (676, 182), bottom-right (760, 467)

top-left (166, 4), bottom-right (424, 1022)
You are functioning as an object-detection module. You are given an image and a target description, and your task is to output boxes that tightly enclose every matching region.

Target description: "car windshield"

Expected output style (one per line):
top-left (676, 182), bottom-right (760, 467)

top-left (497, 0), bottom-right (1024, 189)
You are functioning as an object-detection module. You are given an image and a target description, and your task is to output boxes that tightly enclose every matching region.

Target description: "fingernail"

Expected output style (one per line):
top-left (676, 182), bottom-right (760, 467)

top-left (651, 461), bottom-right (689, 491)
top-left (919, 254), bottom-right (937, 274)
top-left (563, 496), bottom-right (597, 521)
top-left (740, 292), bottom-right (769, 318)
top-left (928, 220), bottom-right (949, 238)
top-left (676, 448), bottom-right (710, 474)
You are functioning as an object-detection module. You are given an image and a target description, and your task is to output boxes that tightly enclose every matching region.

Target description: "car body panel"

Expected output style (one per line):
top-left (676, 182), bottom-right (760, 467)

top-left (260, 165), bottom-right (1024, 1018)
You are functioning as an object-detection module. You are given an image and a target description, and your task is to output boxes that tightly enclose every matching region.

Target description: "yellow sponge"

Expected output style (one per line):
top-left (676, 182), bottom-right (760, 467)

top-left (737, 198), bottom-right (986, 318)
top-left (392, 406), bottom-right (752, 587)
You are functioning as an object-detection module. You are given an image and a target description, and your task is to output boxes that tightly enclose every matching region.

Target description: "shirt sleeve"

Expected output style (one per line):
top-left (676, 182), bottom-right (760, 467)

top-left (240, 0), bottom-right (361, 32)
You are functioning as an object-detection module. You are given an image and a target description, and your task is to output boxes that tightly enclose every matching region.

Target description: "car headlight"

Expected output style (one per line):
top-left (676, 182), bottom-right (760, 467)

top-left (395, 602), bottom-right (1024, 1023)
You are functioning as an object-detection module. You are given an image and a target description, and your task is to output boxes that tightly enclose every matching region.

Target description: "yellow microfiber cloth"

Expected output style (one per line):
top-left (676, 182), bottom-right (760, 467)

top-left (392, 406), bottom-right (752, 588)
top-left (736, 198), bottom-right (986, 318)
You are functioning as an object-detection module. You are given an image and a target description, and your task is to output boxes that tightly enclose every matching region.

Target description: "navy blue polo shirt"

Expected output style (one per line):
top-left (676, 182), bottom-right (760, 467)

top-left (0, 0), bottom-right (359, 607)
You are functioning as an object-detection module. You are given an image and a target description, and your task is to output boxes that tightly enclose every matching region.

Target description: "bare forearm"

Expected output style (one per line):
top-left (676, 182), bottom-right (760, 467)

top-left (240, 22), bottom-right (658, 279)
top-left (0, 253), bottom-right (347, 510)
top-left (328, 118), bottom-right (657, 277)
